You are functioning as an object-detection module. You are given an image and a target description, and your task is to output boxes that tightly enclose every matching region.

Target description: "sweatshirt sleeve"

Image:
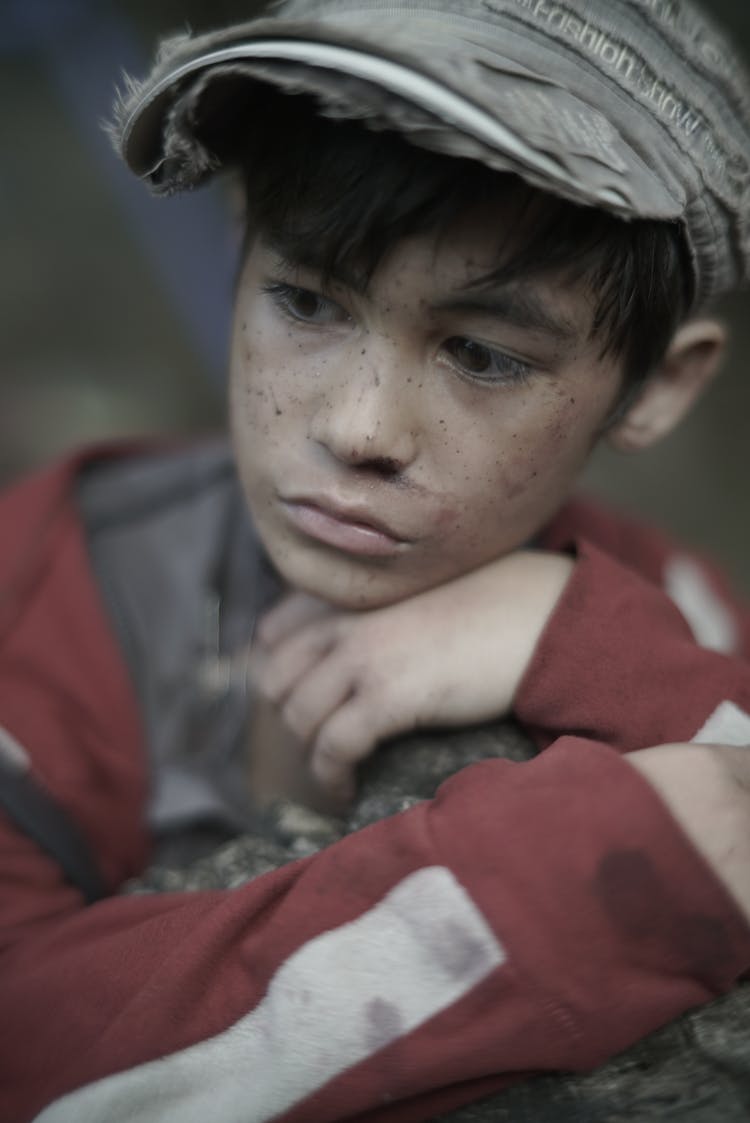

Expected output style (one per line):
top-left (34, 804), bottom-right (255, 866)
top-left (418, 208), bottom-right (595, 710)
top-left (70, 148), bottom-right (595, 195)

top-left (2, 737), bottom-right (750, 1123)
top-left (516, 536), bottom-right (750, 752)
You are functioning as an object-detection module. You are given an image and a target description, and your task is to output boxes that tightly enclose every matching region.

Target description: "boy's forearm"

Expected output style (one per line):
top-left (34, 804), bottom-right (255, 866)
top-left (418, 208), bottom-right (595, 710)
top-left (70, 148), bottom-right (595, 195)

top-left (4, 739), bottom-right (749, 1123)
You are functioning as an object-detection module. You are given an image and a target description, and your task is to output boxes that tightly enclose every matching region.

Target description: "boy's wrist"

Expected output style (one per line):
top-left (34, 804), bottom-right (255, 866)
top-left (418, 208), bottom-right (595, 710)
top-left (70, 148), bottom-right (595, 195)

top-left (498, 549), bottom-right (576, 708)
top-left (627, 743), bottom-right (750, 927)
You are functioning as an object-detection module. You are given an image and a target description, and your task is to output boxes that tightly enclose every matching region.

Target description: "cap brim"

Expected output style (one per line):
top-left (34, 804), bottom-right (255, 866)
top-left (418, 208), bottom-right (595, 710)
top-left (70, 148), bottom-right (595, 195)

top-left (119, 32), bottom-right (682, 222)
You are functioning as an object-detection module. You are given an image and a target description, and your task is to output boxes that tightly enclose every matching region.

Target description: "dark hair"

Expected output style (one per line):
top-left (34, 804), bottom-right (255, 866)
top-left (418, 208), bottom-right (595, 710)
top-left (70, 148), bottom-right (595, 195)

top-left (211, 86), bottom-right (692, 392)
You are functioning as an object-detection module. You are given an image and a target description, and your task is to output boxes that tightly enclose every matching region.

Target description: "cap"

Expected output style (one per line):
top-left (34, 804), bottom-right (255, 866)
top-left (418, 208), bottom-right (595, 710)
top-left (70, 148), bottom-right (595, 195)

top-left (111, 0), bottom-right (750, 307)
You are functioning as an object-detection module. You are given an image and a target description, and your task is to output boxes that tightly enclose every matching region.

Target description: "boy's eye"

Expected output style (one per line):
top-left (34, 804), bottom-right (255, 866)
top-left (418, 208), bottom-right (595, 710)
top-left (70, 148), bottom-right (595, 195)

top-left (263, 282), bottom-right (348, 326)
top-left (442, 337), bottom-right (531, 385)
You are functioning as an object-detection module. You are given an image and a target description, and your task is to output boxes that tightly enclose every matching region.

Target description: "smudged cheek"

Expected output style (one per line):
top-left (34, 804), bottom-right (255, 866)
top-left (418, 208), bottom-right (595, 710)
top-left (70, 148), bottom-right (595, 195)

top-left (232, 313), bottom-right (307, 401)
top-left (424, 447), bottom-right (513, 553)
top-left (230, 343), bottom-right (303, 439)
top-left (423, 403), bottom-right (592, 564)
top-left (427, 489), bottom-right (504, 570)
top-left (434, 504), bottom-right (463, 533)
top-left (499, 399), bottom-right (592, 505)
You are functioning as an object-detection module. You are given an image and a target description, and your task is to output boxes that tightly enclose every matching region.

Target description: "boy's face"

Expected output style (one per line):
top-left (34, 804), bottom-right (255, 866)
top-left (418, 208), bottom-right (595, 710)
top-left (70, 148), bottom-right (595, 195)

top-left (230, 201), bottom-right (624, 609)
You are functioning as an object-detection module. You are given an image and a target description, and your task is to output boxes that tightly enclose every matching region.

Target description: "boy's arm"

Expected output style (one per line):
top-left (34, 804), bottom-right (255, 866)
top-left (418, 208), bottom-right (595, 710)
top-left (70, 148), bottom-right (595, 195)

top-left (515, 536), bottom-right (750, 753)
top-left (3, 730), bottom-right (750, 1123)
top-left (250, 552), bottom-right (575, 797)
top-left (253, 515), bottom-right (750, 791)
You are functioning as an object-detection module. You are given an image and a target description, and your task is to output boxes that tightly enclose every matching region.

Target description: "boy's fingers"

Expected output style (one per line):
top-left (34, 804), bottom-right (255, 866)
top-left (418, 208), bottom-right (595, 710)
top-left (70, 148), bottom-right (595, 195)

top-left (309, 751), bottom-right (357, 804)
top-left (310, 701), bottom-right (385, 793)
top-left (251, 618), bottom-right (339, 704)
top-left (280, 649), bottom-right (355, 743)
top-left (255, 591), bottom-right (334, 650)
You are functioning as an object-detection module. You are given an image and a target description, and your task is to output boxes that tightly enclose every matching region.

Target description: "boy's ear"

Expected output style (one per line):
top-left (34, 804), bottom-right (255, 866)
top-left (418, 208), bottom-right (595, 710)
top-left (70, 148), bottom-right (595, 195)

top-left (608, 318), bottom-right (726, 452)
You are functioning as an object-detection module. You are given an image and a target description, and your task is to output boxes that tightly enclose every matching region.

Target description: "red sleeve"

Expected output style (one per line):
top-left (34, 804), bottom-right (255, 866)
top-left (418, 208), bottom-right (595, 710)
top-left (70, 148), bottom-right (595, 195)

top-left (2, 468), bottom-right (749, 1123)
top-left (3, 741), bottom-right (749, 1123)
top-left (541, 496), bottom-right (750, 657)
top-left (517, 529), bottom-right (750, 752)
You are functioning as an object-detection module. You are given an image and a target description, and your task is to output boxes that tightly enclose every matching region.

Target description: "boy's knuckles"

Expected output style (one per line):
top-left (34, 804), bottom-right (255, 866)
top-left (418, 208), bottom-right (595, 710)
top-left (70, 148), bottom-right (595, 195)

top-left (261, 674), bottom-right (287, 706)
top-left (347, 658), bottom-right (391, 696)
top-left (249, 662), bottom-right (285, 704)
top-left (254, 616), bottom-right (277, 649)
top-left (305, 618), bottom-right (344, 658)
top-left (316, 727), bottom-right (371, 767)
top-left (281, 696), bottom-right (317, 740)
top-left (258, 654), bottom-right (301, 702)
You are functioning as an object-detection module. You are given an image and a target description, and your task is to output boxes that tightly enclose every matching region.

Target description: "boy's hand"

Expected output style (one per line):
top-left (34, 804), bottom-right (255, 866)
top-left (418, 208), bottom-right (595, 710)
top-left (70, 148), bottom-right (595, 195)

top-left (627, 743), bottom-right (750, 926)
top-left (251, 551), bottom-right (574, 798)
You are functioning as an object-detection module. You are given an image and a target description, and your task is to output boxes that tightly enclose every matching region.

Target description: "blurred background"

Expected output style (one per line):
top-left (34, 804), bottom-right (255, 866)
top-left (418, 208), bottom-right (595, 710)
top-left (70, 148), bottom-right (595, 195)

top-left (1, 0), bottom-right (749, 592)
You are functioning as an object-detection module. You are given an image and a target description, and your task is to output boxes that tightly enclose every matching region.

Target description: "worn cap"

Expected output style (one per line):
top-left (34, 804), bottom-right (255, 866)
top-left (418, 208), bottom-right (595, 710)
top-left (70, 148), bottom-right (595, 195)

top-left (112, 0), bottom-right (750, 306)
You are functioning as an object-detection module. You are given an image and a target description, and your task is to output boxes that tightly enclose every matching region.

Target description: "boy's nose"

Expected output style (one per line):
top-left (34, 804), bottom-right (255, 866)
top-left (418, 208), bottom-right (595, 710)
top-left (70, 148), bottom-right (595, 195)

top-left (309, 348), bottom-right (417, 473)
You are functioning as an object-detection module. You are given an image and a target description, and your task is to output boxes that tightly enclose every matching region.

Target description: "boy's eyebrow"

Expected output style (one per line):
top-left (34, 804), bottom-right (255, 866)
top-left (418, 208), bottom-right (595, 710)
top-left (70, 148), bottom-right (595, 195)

top-left (265, 242), bottom-right (370, 294)
top-left (264, 240), bottom-right (578, 341)
top-left (432, 287), bottom-right (577, 342)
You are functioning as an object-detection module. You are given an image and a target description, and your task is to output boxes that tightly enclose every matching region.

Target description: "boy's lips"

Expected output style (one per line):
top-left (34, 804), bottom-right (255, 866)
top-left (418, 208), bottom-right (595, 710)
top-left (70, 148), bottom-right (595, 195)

top-left (280, 495), bottom-right (409, 557)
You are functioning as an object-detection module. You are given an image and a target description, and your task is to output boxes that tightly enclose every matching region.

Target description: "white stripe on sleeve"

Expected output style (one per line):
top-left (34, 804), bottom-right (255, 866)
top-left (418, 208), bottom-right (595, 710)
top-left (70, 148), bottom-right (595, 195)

top-left (692, 700), bottom-right (750, 747)
top-left (664, 556), bottom-right (738, 654)
top-left (35, 866), bottom-right (506, 1123)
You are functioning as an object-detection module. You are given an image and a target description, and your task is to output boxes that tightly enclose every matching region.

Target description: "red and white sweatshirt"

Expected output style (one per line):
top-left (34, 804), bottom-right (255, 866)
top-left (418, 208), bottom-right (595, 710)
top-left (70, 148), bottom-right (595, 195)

top-left (1, 445), bottom-right (749, 1123)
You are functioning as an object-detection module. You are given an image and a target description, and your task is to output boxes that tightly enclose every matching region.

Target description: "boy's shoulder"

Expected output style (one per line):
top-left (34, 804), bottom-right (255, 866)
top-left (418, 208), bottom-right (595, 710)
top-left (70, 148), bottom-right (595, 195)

top-left (0, 439), bottom-right (248, 679)
top-left (0, 440), bottom-right (235, 579)
top-left (74, 439), bottom-right (236, 530)
top-left (542, 494), bottom-right (674, 583)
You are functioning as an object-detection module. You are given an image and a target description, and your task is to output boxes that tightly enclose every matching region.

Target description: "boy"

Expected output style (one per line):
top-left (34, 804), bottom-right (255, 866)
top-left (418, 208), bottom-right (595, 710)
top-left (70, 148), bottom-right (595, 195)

top-left (3, 0), bottom-right (750, 1120)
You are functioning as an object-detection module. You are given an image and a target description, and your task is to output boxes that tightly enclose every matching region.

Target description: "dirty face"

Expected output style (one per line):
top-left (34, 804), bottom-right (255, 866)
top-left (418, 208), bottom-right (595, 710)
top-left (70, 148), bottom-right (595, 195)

top-left (230, 205), bottom-right (624, 609)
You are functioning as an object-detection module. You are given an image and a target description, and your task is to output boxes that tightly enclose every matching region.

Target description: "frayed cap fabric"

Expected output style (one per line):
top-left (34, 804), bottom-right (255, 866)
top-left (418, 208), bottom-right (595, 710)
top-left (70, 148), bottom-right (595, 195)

top-left (111, 0), bottom-right (750, 306)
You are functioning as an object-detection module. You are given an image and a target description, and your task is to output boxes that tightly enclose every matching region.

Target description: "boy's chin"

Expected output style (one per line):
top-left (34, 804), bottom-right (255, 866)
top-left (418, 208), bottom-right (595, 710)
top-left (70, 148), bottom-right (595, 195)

top-left (267, 545), bottom-right (430, 611)
top-left (286, 566), bottom-right (414, 612)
